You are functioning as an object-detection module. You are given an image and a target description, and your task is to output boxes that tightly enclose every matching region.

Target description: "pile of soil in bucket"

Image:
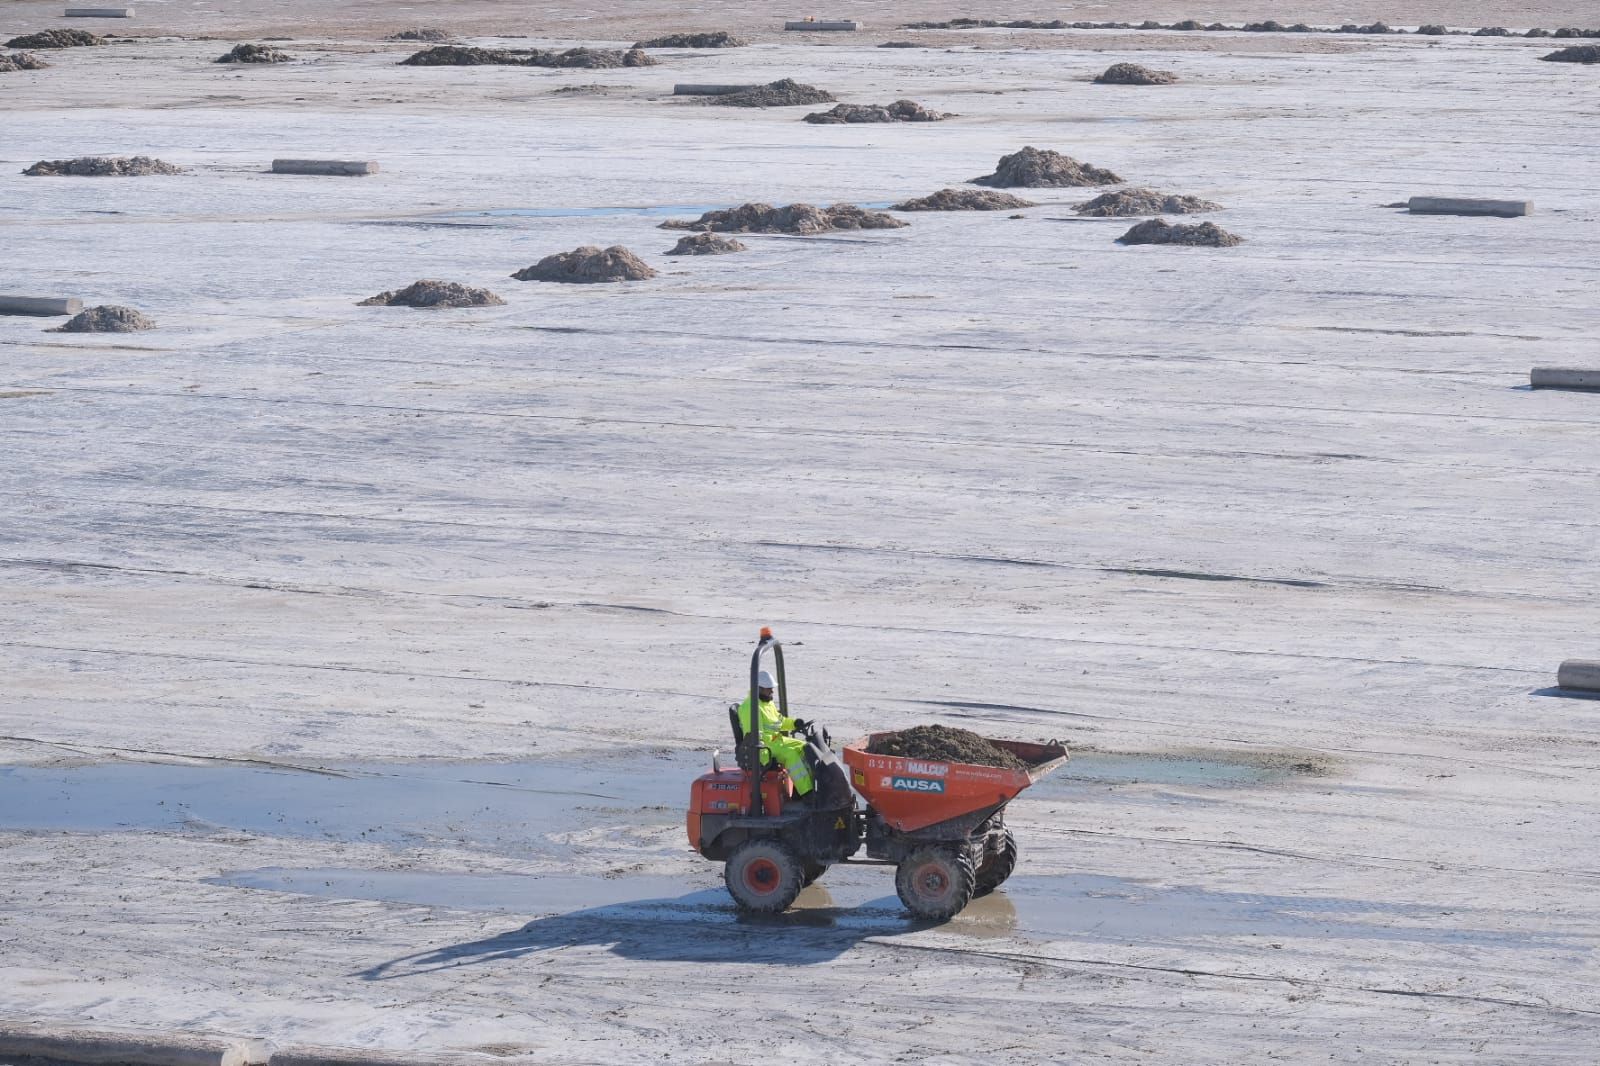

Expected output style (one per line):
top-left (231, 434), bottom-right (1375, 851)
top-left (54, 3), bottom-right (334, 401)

top-left (24, 156), bottom-right (184, 176)
top-left (387, 28), bottom-right (453, 42)
top-left (709, 78), bottom-right (834, 107)
top-left (973, 146), bottom-right (1122, 188)
top-left (661, 202), bottom-right (906, 235)
top-left (804, 99), bottom-right (951, 123)
top-left (1075, 188), bottom-right (1221, 215)
top-left (1094, 62), bottom-right (1178, 85)
top-left (1117, 218), bottom-right (1242, 246)
top-left (216, 43), bottom-right (293, 63)
top-left (664, 232), bottom-right (747, 255)
top-left (1541, 44), bottom-right (1600, 62)
top-left (867, 725), bottom-right (1029, 770)
top-left (891, 188), bottom-right (1036, 211)
top-left (6, 29), bottom-right (104, 48)
top-left (635, 31), bottom-right (747, 47)
top-left (401, 44), bottom-right (655, 68)
top-left (49, 305), bottom-right (155, 333)
top-left (511, 246), bottom-right (657, 283)
top-left (358, 280), bottom-right (505, 308)
top-left (0, 51), bottom-right (49, 72)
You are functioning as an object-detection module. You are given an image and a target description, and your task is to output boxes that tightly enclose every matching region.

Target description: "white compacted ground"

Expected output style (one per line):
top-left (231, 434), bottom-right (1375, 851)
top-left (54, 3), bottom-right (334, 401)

top-left (1, 11), bottom-right (1599, 1065)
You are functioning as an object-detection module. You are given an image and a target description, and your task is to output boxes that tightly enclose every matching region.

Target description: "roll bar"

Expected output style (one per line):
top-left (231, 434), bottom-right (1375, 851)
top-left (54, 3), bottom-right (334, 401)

top-left (747, 626), bottom-right (787, 817)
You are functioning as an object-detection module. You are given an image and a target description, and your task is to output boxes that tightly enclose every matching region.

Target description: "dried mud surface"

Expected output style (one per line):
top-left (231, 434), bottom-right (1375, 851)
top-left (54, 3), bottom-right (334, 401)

top-left (49, 305), bottom-right (156, 333)
top-left (803, 100), bottom-right (951, 124)
top-left (662, 202), bottom-right (906, 234)
top-left (972, 146), bottom-right (1123, 188)
top-left (867, 725), bottom-right (1029, 770)
top-left (511, 246), bottom-right (657, 283)
top-left (5, 29), bottom-right (104, 48)
top-left (891, 188), bottom-right (1036, 211)
top-left (634, 31), bottom-right (746, 48)
top-left (0, 51), bottom-right (50, 72)
top-left (663, 232), bottom-right (747, 255)
top-left (1117, 218), bottom-right (1243, 246)
top-left (401, 45), bottom-right (655, 68)
top-left (357, 280), bottom-right (506, 307)
top-left (23, 156), bottom-right (185, 177)
top-left (1095, 62), bottom-right (1178, 85)
top-left (708, 78), bottom-right (833, 107)
top-left (1075, 188), bottom-right (1222, 215)
top-left (216, 43), bottom-right (293, 64)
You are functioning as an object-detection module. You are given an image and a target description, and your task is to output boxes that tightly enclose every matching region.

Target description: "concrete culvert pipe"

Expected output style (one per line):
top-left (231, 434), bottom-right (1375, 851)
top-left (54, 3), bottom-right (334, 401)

top-left (0, 1026), bottom-right (269, 1066)
top-left (271, 159), bottom-right (378, 176)
top-left (1557, 661), bottom-right (1600, 693)
top-left (1531, 368), bottom-right (1600, 392)
top-left (0, 295), bottom-right (82, 316)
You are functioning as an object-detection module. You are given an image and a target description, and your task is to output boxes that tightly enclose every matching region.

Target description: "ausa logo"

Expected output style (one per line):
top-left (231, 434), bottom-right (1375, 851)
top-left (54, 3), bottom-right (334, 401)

top-left (888, 775), bottom-right (945, 793)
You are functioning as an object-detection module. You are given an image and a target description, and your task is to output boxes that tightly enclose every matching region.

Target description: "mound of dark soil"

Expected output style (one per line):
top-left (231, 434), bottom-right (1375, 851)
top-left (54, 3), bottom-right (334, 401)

top-left (0, 51), bottom-right (49, 72)
top-left (662, 202), bottom-right (906, 235)
top-left (709, 78), bottom-right (834, 107)
top-left (1540, 44), bottom-right (1600, 62)
top-left (24, 155), bottom-right (184, 176)
top-left (635, 31), bottom-right (747, 47)
top-left (803, 99), bottom-right (950, 123)
top-left (1075, 188), bottom-right (1221, 216)
top-left (1170, 20), bottom-right (1204, 30)
top-left (972, 146), bottom-right (1122, 188)
top-left (1416, 24), bottom-right (1450, 34)
top-left (511, 246), bottom-right (656, 283)
top-left (387, 28), bottom-right (453, 42)
top-left (6, 29), bottom-right (104, 48)
top-left (1094, 62), bottom-right (1177, 85)
top-left (1474, 26), bottom-right (1511, 36)
top-left (50, 305), bottom-right (155, 333)
top-left (358, 280), bottom-right (505, 307)
top-left (1117, 218), bottom-right (1242, 247)
top-left (891, 188), bottom-right (1035, 211)
top-left (879, 40), bottom-right (923, 47)
top-left (867, 725), bottom-right (1028, 770)
top-left (664, 232), bottom-right (747, 255)
top-left (216, 43), bottom-right (292, 63)
top-left (401, 44), bottom-right (655, 68)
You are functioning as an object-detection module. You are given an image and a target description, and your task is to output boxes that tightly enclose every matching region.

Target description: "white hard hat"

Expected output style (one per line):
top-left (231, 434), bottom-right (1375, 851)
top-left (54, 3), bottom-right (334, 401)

top-left (757, 670), bottom-right (777, 689)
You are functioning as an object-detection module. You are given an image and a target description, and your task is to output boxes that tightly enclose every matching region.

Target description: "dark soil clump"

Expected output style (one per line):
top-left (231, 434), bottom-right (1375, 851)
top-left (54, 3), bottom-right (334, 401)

top-left (401, 44), bottom-right (656, 68)
top-left (6, 29), bottom-right (104, 48)
top-left (216, 43), bottom-right (293, 63)
top-left (1094, 62), bottom-right (1177, 85)
top-left (0, 51), bottom-right (50, 72)
top-left (661, 202), bottom-right (906, 235)
top-left (387, 29), bottom-right (453, 42)
top-left (972, 146), bottom-right (1122, 188)
top-left (358, 280), bottom-right (505, 308)
top-left (867, 725), bottom-right (1028, 770)
top-left (1540, 45), bottom-right (1600, 62)
top-left (635, 31), bottom-right (747, 48)
top-left (24, 155), bottom-right (184, 176)
top-left (879, 40), bottom-right (923, 47)
top-left (892, 188), bottom-right (1036, 211)
top-left (804, 99), bottom-right (950, 123)
top-left (664, 232), bottom-right (747, 255)
top-left (1117, 218), bottom-right (1242, 246)
top-left (50, 305), bottom-right (155, 333)
top-left (1075, 188), bottom-right (1221, 216)
top-left (709, 78), bottom-right (834, 107)
top-left (511, 246), bottom-right (657, 283)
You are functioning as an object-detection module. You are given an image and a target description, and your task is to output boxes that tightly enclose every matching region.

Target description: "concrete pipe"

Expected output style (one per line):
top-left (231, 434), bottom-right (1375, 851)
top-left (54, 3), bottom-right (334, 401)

top-left (1557, 661), bottom-right (1600, 693)
top-left (1407, 196), bottom-right (1532, 218)
top-left (784, 20), bottom-right (860, 30)
top-left (1531, 368), bottom-right (1600, 392)
top-left (673, 83), bottom-right (760, 95)
top-left (0, 296), bottom-right (82, 316)
top-left (65, 7), bottom-right (134, 15)
top-left (0, 1026), bottom-right (269, 1066)
top-left (271, 159), bottom-right (379, 176)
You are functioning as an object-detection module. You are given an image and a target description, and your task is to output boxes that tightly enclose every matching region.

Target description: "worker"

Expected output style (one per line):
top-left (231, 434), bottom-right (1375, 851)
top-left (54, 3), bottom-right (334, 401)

top-left (737, 669), bottom-right (816, 797)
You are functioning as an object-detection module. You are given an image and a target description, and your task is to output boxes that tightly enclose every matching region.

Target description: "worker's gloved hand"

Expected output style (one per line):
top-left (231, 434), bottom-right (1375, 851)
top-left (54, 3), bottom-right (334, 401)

top-left (792, 718), bottom-right (811, 733)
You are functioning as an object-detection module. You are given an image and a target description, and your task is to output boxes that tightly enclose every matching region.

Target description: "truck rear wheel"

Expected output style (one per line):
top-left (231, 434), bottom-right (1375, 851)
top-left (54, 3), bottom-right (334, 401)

top-left (973, 829), bottom-right (1017, 897)
top-left (895, 845), bottom-right (976, 920)
top-left (725, 839), bottom-right (804, 913)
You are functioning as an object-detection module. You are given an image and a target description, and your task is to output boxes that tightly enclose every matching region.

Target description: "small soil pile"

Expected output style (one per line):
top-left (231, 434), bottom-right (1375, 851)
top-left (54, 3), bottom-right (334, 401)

top-left (972, 146), bottom-right (1122, 188)
top-left (24, 156), bottom-right (184, 176)
top-left (216, 43), bottom-right (293, 63)
top-left (387, 28), bottom-right (453, 42)
top-left (891, 188), bottom-right (1036, 211)
top-left (635, 31), bottom-right (747, 47)
top-left (1541, 45), bottom-right (1600, 62)
top-left (0, 51), bottom-right (49, 72)
top-left (662, 202), bottom-right (906, 235)
top-left (1094, 62), bottom-right (1178, 85)
top-left (804, 99), bottom-right (950, 123)
top-left (1473, 26), bottom-right (1511, 36)
top-left (511, 246), bottom-right (656, 283)
top-left (1117, 218), bottom-right (1242, 247)
top-left (6, 29), bottom-right (104, 48)
top-left (401, 45), bottom-right (655, 68)
top-left (867, 725), bottom-right (1028, 770)
top-left (709, 78), bottom-right (834, 107)
top-left (49, 305), bottom-right (155, 333)
top-left (358, 280), bottom-right (505, 308)
top-left (1075, 188), bottom-right (1221, 215)
top-left (664, 232), bottom-right (747, 255)
top-left (879, 40), bottom-right (922, 47)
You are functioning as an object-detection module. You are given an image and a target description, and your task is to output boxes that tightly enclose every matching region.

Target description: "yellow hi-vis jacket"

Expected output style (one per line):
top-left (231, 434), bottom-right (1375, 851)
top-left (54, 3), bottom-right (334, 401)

top-left (735, 696), bottom-right (814, 795)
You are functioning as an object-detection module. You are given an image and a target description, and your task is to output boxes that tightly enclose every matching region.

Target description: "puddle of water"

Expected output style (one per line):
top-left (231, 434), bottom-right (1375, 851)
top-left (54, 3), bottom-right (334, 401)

top-left (1042, 751), bottom-right (1281, 791)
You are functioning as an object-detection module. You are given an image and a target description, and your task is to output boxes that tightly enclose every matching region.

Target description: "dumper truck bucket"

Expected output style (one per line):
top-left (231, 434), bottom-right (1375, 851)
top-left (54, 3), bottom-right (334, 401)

top-left (841, 734), bottom-right (1068, 834)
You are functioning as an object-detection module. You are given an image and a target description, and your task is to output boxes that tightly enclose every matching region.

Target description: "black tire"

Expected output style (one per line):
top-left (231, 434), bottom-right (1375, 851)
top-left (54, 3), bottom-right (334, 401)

top-left (725, 839), bottom-right (805, 913)
top-left (973, 829), bottom-right (1018, 897)
top-left (895, 845), bottom-right (976, 921)
top-left (801, 860), bottom-right (827, 887)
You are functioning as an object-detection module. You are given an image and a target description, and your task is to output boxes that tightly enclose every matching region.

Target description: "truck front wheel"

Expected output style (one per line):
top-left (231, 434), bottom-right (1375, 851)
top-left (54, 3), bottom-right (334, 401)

top-left (725, 839), bottom-right (804, 913)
